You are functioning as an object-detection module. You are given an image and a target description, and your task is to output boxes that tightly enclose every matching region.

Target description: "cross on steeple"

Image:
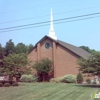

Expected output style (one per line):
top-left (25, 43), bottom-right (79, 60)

top-left (48, 8), bottom-right (57, 40)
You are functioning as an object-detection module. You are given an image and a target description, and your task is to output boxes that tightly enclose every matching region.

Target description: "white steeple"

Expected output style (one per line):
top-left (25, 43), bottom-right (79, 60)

top-left (48, 8), bottom-right (57, 40)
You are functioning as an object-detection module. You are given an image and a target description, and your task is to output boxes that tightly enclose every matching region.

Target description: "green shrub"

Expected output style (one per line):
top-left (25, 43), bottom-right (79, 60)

top-left (0, 81), bottom-right (5, 85)
top-left (50, 78), bottom-right (57, 83)
top-left (50, 77), bottom-right (62, 83)
top-left (62, 75), bottom-right (76, 83)
top-left (50, 75), bottom-right (76, 83)
top-left (0, 83), bottom-right (3, 87)
top-left (92, 81), bottom-right (97, 84)
top-left (8, 81), bottom-right (15, 85)
top-left (4, 83), bottom-right (10, 87)
top-left (86, 78), bottom-right (91, 84)
top-left (77, 72), bottom-right (83, 84)
top-left (12, 82), bottom-right (18, 86)
top-left (20, 74), bottom-right (38, 82)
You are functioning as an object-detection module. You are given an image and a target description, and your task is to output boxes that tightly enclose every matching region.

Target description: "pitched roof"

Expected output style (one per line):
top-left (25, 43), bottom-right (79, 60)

top-left (57, 39), bottom-right (91, 59)
top-left (33, 35), bottom-right (91, 59)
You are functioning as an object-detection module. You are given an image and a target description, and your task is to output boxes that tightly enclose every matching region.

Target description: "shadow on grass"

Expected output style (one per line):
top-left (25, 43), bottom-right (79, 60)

top-left (74, 84), bottom-right (100, 88)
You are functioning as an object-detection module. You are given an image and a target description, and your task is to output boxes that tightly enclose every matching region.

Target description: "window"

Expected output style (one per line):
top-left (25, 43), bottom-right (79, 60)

top-left (45, 43), bottom-right (50, 49)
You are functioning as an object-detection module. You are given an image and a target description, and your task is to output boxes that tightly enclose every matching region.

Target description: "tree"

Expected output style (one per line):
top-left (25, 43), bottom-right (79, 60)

top-left (0, 44), bottom-right (5, 59)
top-left (77, 72), bottom-right (83, 83)
top-left (15, 43), bottom-right (34, 54)
top-left (78, 52), bottom-right (100, 78)
top-left (79, 46), bottom-right (97, 55)
top-left (15, 43), bottom-right (28, 54)
top-left (32, 58), bottom-right (52, 82)
top-left (0, 53), bottom-right (31, 81)
top-left (28, 44), bottom-right (33, 53)
top-left (79, 46), bottom-right (91, 53)
top-left (5, 39), bottom-right (15, 56)
top-left (0, 44), bottom-right (5, 68)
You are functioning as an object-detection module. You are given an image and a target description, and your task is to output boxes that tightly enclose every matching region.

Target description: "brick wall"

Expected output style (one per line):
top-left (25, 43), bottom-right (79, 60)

top-left (28, 48), bottom-right (37, 63)
top-left (55, 44), bottom-right (80, 78)
top-left (28, 38), bottom-right (80, 78)
top-left (28, 47), bottom-right (38, 74)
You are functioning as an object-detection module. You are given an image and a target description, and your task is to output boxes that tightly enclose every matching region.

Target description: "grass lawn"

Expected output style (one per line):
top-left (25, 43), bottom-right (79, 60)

top-left (0, 83), bottom-right (100, 100)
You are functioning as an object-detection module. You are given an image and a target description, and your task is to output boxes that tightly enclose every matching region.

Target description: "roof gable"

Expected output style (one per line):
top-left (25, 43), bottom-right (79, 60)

top-left (57, 40), bottom-right (91, 59)
top-left (35, 35), bottom-right (57, 46)
top-left (31, 35), bottom-right (91, 59)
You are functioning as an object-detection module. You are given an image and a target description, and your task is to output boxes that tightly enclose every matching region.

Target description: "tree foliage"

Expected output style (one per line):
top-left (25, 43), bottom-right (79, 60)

top-left (15, 43), bottom-right (28, 54)
top-left (79, 46), bottom-right (97, 55)
top-left (0, 39), bottom-right (34, 56)
top-left (0, 53), bottom-right (31, 80)
top-left (78, 52), bottom-right (100, 77)
top-left (0, 39), bottom-right (34, 81)
top-left (5, 39), bottom-right (15, 56)
top-left (32, 58), bottom-right (52, 81)
top-left (77, 72), bottom-right (83, 83)
top-left (0, 44), bottom-right (5, 59)
top-left (79, 46), bottom-right (91, 53)
top-left (28, 44), bottom-right (33, 53)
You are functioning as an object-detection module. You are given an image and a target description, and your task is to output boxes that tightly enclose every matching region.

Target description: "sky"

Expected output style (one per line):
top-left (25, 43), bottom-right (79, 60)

top-left (0, 0), bottom-right (100, 50)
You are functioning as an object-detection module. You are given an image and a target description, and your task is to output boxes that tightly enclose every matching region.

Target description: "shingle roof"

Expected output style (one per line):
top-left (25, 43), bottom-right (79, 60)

top-left (57, 39), bottom-right (91, 59)
top-left (33, 35), bottom-right (91, 59)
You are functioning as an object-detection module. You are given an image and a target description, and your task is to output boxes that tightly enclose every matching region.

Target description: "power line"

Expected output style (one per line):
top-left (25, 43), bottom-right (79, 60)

top-left (0, 12), bottom-right (100, 31)
top-left (0, 15), bottom-right (100, 33)
top-left (0, 5), bottom-right (100, 25)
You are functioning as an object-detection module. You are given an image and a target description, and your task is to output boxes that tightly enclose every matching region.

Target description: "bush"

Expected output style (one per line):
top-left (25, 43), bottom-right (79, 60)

top-left (50, 75), bottom-right (76, 83)
top-left (0, 83), bottom-right (3, 87)
top-left (61, 75), bottom-right (76, 83)
top-left (50, 78), bottom-right (57, 83)
top-left (50, 77), bottom-right (62, 83)
top-left (20, 74), bottom-right (38, 82)
top-left (86, 78), bottom-right (91, 84)
top-left (8, 81), bottom-right (15, 85)
top-left (92, 81), bottom-right (97, 84)
top-left (77, 72), bottom-right (83, 84)
top-left (4, 83), bottom-right (10, 87)
top-left (12, 82), bottom-right (18, 86)
top-left (0, 81), bottom-right (5, 85)
top-left (0, 81), bottom-right (15, 85)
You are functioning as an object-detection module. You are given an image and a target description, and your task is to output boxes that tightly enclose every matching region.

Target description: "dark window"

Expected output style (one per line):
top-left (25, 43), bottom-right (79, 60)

top-left (45, 43), bottom-right (50, 49)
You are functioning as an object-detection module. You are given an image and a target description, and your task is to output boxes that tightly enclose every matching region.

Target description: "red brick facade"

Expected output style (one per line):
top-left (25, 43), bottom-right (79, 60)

top-left (28, 36), bottom-right (82, 79)
top-left (55, 44), bottom-right (79, 78)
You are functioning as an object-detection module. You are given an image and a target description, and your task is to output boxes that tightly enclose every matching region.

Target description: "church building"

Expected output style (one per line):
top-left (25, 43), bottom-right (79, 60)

top-left (28, 9), bottom-right (91, 79)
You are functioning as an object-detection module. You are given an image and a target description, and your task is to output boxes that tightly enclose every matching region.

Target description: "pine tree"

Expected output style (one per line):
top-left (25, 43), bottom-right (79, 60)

top-left (77, 72), bottom-right (83, 84)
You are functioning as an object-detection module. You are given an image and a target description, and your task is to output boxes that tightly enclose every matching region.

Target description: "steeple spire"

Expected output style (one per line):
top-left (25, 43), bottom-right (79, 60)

top-left (48, 8), bottom-right (57, 40)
